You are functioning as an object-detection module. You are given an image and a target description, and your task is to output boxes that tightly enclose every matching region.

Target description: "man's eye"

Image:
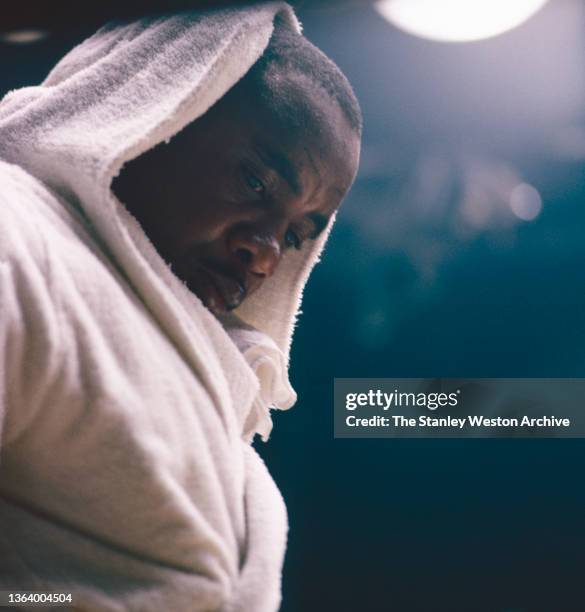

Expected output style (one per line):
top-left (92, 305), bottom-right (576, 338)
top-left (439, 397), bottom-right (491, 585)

top-left (244, 171), bottom-right (265, 195)
top-left (285, 229), bottom-right (302, 250)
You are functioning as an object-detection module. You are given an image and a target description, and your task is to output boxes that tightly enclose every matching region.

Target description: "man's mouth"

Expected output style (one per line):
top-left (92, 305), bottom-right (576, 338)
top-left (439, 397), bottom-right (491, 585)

top-left (196, 265), bottom-right (247, 314)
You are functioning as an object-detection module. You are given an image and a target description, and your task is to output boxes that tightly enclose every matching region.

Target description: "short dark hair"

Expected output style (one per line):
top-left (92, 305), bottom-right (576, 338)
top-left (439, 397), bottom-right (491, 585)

top-left (245, 21), bottom-right (363, 136)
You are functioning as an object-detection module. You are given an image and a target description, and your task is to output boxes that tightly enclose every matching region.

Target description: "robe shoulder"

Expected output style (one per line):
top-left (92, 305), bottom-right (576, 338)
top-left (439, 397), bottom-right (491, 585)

top-left (0, 161), bottom-right (63, 264)
top-left (0, 161), bottom-right (70, 443)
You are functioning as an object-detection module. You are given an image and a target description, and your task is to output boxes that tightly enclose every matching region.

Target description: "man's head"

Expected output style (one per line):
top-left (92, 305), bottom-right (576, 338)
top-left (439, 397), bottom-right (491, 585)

top-left (112, 24), bottom-right (361, 316)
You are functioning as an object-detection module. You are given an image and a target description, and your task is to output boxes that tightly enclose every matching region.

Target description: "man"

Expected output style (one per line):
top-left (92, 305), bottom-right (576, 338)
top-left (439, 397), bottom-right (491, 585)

top-left (0, 4), bottom-right (361, 610)
top-left (111, 13), bottom-right (361, 319)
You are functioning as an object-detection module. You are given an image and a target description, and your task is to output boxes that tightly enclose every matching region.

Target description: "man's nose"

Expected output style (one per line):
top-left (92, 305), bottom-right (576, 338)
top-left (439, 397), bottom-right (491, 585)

top-left (228, 227), bottom-right (281, 278)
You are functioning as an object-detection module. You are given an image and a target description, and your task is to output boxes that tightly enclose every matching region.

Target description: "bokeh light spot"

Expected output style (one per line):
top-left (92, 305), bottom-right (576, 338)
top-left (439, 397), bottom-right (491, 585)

top-left (509, 183), bottom-right (543, 221)
top-left (0, 30), bottom-right (49, 45)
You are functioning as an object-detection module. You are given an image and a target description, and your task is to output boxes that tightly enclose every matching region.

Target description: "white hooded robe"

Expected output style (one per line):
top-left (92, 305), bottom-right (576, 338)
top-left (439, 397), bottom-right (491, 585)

top-left (0, 4), bottom-right (336, 610)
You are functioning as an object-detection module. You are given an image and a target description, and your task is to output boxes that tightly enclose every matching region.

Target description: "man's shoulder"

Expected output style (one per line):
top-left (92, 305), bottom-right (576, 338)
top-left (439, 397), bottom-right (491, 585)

top-left (0, 160), bottom-right (134, 322)
top-left (0, 160), bottom-right (52, 235)
top-left (0, 160), bottom-right (78, 266)
top-left (0, 159), bottom-right (54, 208)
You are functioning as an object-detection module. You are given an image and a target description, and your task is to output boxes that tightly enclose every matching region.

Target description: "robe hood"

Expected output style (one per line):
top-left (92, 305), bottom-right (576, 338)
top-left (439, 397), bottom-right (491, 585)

top-left (0, 2), bottom-right (338, 437)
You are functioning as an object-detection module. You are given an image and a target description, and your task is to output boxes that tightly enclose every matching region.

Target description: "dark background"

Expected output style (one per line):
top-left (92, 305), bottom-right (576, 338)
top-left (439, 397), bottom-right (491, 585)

top-left (2, 1), bottom-right (584, 610)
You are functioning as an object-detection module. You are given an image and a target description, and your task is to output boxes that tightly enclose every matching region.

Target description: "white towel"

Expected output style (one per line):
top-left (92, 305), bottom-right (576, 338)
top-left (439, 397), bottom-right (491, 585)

top-left (0, 4), bottom-right (336, 610)
top-left (220, 313), bottom-right (297, 442)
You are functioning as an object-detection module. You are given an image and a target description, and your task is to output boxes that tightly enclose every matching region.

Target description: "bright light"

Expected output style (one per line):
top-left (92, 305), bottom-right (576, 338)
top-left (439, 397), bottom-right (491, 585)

top-left (376, 0), bottom-right (550, 43)
top-left (509, 183), bottom-right (542, 221)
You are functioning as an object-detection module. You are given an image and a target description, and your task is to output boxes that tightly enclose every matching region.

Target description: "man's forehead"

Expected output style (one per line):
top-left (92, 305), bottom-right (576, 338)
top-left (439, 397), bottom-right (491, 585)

top-left (209, 69), bottom-right (361, 195)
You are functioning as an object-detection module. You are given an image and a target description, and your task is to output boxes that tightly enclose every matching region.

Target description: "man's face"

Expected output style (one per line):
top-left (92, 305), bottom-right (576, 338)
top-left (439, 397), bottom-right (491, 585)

top-left (113, 74), bottom-right (360, 315)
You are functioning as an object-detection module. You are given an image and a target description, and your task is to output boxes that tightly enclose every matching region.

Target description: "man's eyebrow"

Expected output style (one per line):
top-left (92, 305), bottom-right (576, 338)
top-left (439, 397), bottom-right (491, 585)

top-left (308, 212), bottom-right (329, 239)
top-left (256, 145), bottom-right (301, 195)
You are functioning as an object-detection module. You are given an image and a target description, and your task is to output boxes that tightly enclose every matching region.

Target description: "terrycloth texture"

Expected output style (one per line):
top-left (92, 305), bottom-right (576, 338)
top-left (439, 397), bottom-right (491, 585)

top-left (0, 4), bottom-right (335, 610)
top-left (220, 314), bottom-right (297, 442)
